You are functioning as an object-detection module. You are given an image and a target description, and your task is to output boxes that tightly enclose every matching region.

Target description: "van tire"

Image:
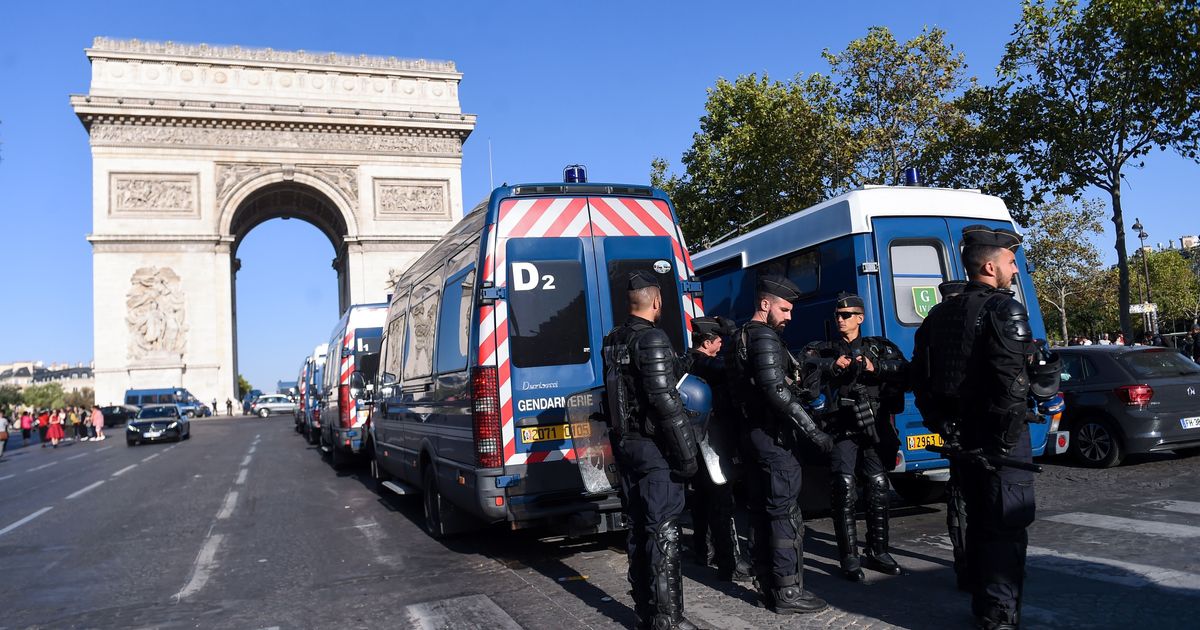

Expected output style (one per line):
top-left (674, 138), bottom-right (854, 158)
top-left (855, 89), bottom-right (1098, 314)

top-left (422, 464), bottom-right (448, 540)
top-left (331, 444), bottom-right (349, 470)
top-left (369, 441), bottom-right (392, 486)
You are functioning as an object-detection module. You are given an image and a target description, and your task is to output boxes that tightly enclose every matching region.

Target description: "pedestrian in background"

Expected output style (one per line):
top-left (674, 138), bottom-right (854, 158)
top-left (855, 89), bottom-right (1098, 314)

top-left (47, 409), bottom-right (65, 448)
top-left (37, 410), bottom-right (49, 446)
top-left (90, 405), bottom-right (106, 441)
top-left (70, 407), bottom-right (85, 441)
top-left (21, 411), bottom-right (33, 443)
top-left (0, 409), bottom-right (10, 460)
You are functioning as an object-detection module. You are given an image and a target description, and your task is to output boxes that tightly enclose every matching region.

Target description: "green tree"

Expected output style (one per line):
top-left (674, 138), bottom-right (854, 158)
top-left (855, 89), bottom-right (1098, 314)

top-left (655, 26), bottom-right (1026, 247)
top-left (237, 374), bottom-right (253, 400)
top-left (989, 0), bottom-right (1200, 339)
top-left (1130, 248), bottom-right (1200, 332)
top-left (1025, 197), bottom-right (1106, 342)
top-left (22, 383), bottom-right (65, 410)
top-left (0, 384), bottom-right (22, 408)
top-left (64, 387), bottom-right (95, 409)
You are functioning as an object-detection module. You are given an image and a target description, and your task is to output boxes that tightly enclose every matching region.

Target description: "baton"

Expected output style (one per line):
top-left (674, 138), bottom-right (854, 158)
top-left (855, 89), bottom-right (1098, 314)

top-left (926, 444), bottom-right (1043, 473)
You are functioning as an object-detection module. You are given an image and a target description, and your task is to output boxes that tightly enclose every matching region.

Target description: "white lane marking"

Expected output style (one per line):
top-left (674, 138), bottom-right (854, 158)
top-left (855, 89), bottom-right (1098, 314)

top-left (66, 453), bottom-right (88, 461)
top-left (248, 445), bottom-right (256, 455)
top-left (174, 533), bottom-right (224, 601)
top-left (255, 434), bottom-right (261, 439)
top-left (908, 534), bottom-right (1200, 591)
top-left (142, 452), bottom-right (161, 463)
top-left (27, 462), bottom-right (58, 472)
top-left (111, 464), bottom-right (138, 477)
top-left (405, 594), bottom-right (524, 630)
top-left (216, 490), bottom-right (238, 520)
top-left (162, 445), bottom-right (177, 452)
top-left (235, 468), bottom-right (248, 485)
top-left (1141, 500), bottom-right (1200, 516)
top-left (96, 445), bottom-right (113, 453)
top-left (1044, 512), bottom-right (1200, 538)
top-left (0, 507), bottom-right (53, 537)
top-left (241, 455), bottom-right (252, 467)
top-left (66, 480), bottom-right (106, 500)
top-left (1028, 544), bottom-right (1200, 591)
top-left (0, 474), bottom-right (14, 481)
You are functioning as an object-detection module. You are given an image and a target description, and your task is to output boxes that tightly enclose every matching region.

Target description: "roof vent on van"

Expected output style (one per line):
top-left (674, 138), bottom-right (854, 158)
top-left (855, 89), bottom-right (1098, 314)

top-left (564, 164), bottom-right (587, 183)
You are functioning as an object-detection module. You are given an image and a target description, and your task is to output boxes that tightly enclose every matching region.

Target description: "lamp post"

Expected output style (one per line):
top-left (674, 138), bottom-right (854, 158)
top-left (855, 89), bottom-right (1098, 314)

top-left (1132, 218), bottom-right (1157, 334)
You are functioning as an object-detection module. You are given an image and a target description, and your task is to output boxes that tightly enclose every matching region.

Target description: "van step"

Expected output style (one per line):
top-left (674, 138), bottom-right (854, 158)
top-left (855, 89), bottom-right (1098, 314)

top-left (381, 480), bottom-right (418, 496)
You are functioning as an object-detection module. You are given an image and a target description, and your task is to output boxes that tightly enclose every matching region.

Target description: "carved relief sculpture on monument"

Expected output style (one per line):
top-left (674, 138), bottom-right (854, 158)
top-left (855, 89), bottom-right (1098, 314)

top-left (126, 267), bottom-right (188, 361)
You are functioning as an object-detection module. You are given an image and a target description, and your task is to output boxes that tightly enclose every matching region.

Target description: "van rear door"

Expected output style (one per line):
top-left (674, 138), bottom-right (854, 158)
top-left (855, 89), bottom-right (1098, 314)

top-left (485, 195), bottom-right (699, 520)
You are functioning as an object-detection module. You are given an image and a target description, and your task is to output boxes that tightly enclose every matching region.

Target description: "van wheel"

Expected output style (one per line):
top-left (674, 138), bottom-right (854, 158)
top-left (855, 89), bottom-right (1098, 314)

top-left (331, 444), bottom-right (349, 470)
top-left (369, 441), bottom-right (392, 487)
top-left (307, 426), bottom-right (320, 446)
top-left (422, 465), bottom-right (448, 539)
top-left (889, 475), bottom-right (946, 505)
top-left (1072, 417), bottom-right (1123, 468)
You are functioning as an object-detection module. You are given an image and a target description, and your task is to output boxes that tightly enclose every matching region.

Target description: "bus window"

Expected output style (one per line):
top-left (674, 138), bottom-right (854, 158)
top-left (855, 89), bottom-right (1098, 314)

top-left (890, 242), bottom-right (947, 325)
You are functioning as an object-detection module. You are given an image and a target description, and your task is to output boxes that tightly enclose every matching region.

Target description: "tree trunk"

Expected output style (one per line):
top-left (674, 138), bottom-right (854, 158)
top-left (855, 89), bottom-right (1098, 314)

top-left (1060, 286), bottom-right (1069, 343)
top-left (1111, 182), bottom-right (1133, 339)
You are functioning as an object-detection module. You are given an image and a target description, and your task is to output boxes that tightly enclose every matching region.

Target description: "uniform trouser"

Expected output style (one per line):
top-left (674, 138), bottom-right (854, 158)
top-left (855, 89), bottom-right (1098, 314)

top-left (829, 436), bottom-right (888, 558)
top-left (614, 437), bottom-right (687, 615)
top-left (743, 427), bottom-right (804, 586)
top-left (946, 459), bottom-right (969, 580)
top-left (690, 462), bottom-right (739, 567)
top-left (961, 426), bottom-right (1035, 622)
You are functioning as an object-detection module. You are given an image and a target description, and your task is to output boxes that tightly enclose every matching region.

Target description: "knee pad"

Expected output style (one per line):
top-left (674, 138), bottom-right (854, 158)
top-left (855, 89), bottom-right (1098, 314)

top-left (655, 517), bottom-right (681, 561)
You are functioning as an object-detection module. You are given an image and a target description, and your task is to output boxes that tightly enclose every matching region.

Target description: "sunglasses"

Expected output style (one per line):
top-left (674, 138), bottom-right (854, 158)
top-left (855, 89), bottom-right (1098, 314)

top-left (835, 311), bottom-right (864, 320)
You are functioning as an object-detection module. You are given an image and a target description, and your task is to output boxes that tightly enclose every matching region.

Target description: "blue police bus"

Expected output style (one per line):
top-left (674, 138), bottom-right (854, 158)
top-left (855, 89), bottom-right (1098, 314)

top-left (691, 184), bottom-right (1069, 505)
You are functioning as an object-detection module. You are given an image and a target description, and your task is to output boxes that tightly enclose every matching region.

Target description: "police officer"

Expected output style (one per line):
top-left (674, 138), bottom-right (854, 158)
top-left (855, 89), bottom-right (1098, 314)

top-left (911, 225), bottom-right (1041, 629)
top-left (603, 270), bottom-right (699, 630)
top-left (804, 292), bottom-right (908, 582)
top-left (932, 279), bottom-right (971, 592)
top-left (729, 275), bottom-right (834, 614)
top-left (684, 316), bottom-right (753, 583)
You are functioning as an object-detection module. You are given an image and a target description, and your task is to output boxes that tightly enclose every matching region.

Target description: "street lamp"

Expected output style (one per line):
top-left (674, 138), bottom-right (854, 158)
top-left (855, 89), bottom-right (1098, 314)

top-left (1132, 218), bottom-right (1157, 334)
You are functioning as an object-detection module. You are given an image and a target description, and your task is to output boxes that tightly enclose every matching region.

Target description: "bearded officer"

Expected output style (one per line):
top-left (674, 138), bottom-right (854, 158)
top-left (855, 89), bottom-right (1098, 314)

top-left (804, 292), bottom-right (908, 582)
top-left (729, 275), bottom-right (834, 614)
top-left (683, 316), bottom-right (753, 583)
top-left (603, 270), bottom-right (699, 630)
top-left (911, 226), bottom-right (1038, 630)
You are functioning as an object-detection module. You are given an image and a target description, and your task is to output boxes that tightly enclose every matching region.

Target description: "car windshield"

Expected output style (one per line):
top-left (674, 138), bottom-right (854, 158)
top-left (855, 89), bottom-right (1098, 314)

top-left (137, 406), bottom-right (178, 419)
top-left (1119, 350), bottom-right (1200, 378)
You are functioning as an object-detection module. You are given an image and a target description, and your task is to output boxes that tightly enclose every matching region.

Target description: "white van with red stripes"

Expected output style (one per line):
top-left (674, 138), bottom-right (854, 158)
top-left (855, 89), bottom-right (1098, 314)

top-left (316, 302), bottom-right (386, 468)
top-left (368, 171), bottom-right (704, 537)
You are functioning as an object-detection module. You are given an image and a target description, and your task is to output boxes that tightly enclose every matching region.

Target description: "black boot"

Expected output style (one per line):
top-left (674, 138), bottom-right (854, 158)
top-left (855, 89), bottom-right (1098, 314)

top-left (646, 517), bottom-right (698, 630)
top-left (767, 576), bottom-right (828, 614)
top-left (715, 516), bottom-right (753, 583)
top-left (831, 473), bottom-right (865, 582)
top-left (863, 472), bottom-right (902, 575)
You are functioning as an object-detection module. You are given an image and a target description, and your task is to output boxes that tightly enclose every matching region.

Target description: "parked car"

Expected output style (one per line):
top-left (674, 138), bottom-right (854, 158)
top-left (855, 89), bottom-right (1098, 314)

top-left (251, 394), bottom-right (297, 418)
top-left (100, 404), bottom-right (141, 428)
top-left (126, 404), bottom-right (191, 445)
top-left (1056, 346), bottom-right (1200, 467)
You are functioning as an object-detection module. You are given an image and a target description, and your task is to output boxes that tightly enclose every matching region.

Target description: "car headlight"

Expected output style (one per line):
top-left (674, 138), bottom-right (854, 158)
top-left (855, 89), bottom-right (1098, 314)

top-left (127, 424), bottom-right (139, 432)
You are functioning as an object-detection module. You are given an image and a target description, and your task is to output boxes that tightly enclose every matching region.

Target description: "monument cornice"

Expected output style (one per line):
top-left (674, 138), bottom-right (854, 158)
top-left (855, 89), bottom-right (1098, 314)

top-left (71, 95), bottom-right (475, 136)
top-left (88, 37), bottom-right (461, 79)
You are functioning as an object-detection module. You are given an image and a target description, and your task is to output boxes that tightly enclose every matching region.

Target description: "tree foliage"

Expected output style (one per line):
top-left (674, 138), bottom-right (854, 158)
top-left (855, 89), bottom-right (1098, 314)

top-left (655, 26), bottom-right (1028, 247)
top-left (237, 374), bottom-right (253, 400)
top-left (22, 383), bottom-right (65, 410)
top-left (987, 0), bottom-right (1200, 339)
top-left (0, 384), bottom-right (22, 408)
top-left (1130, 249), bottom-right (1200, 327)
top-left (1025, 197), bottom-right (1106, 342)
top-left (64, 387), bottom-right (95, 409)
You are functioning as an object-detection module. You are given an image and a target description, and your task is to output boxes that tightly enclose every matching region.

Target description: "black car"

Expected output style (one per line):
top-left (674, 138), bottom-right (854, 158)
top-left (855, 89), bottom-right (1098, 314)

top-left (126, 405), bottom-right (191, 446)
top-left (100, 404), bottom-right (141, 428)
top-left (1056, 345), bottom-right (1200, 467)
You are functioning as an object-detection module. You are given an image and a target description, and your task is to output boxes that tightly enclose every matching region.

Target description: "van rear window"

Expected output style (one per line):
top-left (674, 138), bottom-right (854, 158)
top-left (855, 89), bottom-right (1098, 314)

top-left (508, 260), bottom-right (590, 367)
top-left (607, 260), bottom-right (684, 353)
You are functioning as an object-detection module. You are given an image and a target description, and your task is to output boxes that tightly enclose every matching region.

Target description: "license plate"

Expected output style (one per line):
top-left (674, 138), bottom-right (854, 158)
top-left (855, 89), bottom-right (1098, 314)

top-left (907, 433), bottom-right (944, 450)
top-left (144, 431), bottom-right (162, 438)
top-left (521, 423), bottom-right (590, 443)
top-left (1181, 417), bottom-right (1200, 429)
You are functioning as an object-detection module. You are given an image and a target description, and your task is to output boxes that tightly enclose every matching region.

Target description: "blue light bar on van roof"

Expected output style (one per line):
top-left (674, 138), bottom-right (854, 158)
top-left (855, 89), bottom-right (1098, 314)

top-left (564, 164), bottom-right (587, 183)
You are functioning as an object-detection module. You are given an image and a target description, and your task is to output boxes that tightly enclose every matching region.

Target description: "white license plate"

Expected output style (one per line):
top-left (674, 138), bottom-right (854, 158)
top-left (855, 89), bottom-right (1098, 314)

top-left (1181, 417), bottom-right (1200, 430)
top-left (144, 431), bottom-right (163, 438)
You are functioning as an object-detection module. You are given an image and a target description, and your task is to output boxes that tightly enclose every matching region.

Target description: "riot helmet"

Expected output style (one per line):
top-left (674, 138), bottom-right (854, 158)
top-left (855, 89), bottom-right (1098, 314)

top-left (676, 374), bottom-right (713, 428)
top-left (1028, 340), bottom-right (1062, 401)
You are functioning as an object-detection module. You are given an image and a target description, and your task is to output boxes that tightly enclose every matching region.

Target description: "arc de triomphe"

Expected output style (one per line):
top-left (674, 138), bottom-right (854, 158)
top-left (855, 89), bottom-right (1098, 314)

top-left (71, 38), bottom-right (476, 406)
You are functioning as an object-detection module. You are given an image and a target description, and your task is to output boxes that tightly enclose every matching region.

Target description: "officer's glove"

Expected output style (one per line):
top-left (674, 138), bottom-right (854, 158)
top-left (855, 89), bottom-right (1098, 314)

top-left (809, 427), bottom-right (835, 454)
top-left (1036, 393), bottom-right (1065, 416)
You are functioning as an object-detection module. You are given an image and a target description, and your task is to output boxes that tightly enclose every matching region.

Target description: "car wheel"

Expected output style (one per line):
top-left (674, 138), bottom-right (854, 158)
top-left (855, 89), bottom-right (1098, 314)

top-left (1072, 417), bottom-right (1124, 468)
top-left (889, 474), bottom-right (946, 504)
top-left (422, 464), bottom-right (448, 540)
top-left (184, 428), bottom-right (191, 440)
top-left (126, 439), bottom-right (137, 447)
top-left (185, 410), bottom-right (195, 419)
top-left (258, 408), bottom-right (270, 418)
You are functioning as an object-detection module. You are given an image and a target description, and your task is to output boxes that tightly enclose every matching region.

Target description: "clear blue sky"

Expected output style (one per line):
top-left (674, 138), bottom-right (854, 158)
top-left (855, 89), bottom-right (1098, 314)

top-left (1, 1), bottom-right (1195, 389)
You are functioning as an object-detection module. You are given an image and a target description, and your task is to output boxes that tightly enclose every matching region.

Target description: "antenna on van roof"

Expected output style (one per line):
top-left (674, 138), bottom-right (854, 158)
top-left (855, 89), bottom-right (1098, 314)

top-left (703, 211), bottom-right (767, 249)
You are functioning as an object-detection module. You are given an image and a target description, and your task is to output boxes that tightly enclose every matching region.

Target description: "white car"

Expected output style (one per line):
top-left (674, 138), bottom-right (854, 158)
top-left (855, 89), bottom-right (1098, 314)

top-left (250, 394), bottom-right (297, 418)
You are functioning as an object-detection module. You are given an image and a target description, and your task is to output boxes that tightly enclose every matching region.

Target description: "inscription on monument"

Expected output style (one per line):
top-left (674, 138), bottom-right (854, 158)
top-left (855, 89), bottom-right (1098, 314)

top-left (374, 179), bottom-right (449, 219)
top-left (110, 173), bottom-right (199, 217)
top-left (126, 266), bottom-right (188, 360)
top-left (91, 124), bottom-right (462, 155)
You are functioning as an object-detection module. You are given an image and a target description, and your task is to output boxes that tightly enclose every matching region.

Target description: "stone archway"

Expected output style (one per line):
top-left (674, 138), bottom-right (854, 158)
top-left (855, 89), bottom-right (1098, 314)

top-left (72, 38), bottom-right (476, 405)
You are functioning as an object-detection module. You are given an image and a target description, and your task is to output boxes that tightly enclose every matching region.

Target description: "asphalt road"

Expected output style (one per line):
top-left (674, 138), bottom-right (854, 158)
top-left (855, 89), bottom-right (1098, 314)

top-left (1, 417), bottom-right (1197, 629)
